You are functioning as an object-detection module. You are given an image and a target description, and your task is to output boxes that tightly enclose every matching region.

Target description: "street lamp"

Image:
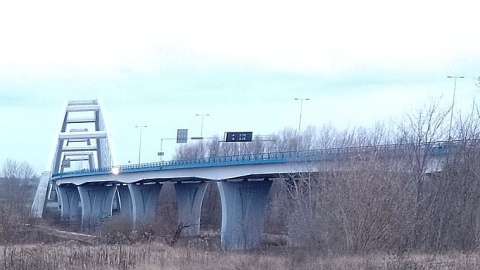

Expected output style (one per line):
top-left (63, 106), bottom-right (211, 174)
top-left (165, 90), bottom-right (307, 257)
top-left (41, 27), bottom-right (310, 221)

top-left (135, 125), bottom-right (147, 164)
top-left (447, 76), bottom-right (464, 140)
top-left (195, 114), bottom-right (210, 137)
top-left (294, 98), bottom-right (310, 133)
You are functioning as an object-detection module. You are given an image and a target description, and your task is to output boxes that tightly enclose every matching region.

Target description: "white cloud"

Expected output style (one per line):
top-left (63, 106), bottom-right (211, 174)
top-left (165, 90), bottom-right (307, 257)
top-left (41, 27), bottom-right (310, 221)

top-left (1, 0), bottom-right (478, 77)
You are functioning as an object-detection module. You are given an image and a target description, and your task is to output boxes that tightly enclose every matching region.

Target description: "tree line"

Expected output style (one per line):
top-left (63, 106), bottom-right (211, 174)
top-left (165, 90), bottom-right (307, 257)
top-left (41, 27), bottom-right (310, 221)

top-left (173, 98), bottom-right (480, 254)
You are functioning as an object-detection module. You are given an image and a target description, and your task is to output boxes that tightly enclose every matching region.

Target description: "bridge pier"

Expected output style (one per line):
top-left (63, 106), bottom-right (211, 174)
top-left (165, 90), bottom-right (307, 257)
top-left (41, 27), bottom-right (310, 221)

top-left (117, 185), bottom-right (133, 219)
top-left (57, 185), bottom-right (80, 221)
top-left (175, 182), bottom-right (208, 236)
top-left (129, 183), bottom-right (162, 224)
top-left (217, 179), bottom-right (273, 250)
top-left (78, 185), bottom-right (117, 229)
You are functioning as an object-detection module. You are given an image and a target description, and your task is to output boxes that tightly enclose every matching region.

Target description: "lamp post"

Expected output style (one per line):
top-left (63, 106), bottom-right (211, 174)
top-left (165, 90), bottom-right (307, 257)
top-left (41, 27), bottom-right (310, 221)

top-left (447, 76), bottom-right (464, 140)
top-left (195, 114), bottom-right (210, 137)
top-left (294, 98), bottom-right (309, 134)
top-left (135, 125), bottom-right (147, 164)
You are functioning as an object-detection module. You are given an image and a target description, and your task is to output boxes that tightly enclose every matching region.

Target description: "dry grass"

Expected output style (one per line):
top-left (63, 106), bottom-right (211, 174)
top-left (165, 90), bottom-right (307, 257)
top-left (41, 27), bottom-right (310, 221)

top-left (1, 242), bottom-right (480, 270)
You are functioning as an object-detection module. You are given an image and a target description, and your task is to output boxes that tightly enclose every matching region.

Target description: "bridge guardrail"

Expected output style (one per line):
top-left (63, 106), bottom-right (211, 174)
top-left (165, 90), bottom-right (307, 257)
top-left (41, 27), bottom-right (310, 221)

top-left (52, 140), bottom-right (459, 179)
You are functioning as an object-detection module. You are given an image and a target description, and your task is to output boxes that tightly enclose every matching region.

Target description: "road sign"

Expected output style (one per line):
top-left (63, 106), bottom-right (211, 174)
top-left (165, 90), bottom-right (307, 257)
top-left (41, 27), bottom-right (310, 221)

top-left (177, 129), bottom-right (188, 143)
top-left (225, 132), bottom-right (253, 142)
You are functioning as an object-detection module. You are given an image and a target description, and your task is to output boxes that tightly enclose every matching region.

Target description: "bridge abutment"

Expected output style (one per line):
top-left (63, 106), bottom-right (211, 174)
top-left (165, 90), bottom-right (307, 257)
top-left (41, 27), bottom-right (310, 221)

top-left (217, 179), bottom-right (273, 251)
top-left (175, 182), bottom-right (208, 236)
top-left (57, 185), bottom-right (81, 221)
top-left (78, 185), bottom-right (117, 229)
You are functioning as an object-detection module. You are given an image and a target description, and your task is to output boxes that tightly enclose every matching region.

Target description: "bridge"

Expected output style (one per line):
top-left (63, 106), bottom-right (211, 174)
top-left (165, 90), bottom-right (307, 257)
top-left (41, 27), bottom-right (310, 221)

top-left (31, 100), bottom-right (454, 250)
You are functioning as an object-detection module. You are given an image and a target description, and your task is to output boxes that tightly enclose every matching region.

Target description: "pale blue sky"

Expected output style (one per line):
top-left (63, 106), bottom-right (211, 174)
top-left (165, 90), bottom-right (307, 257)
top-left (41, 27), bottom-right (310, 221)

top-left (0, 0), bottom-right (479, 174)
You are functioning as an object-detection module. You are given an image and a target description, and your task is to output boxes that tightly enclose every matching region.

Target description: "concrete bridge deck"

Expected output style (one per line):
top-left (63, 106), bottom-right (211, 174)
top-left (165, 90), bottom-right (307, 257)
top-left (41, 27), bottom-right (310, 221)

top-left (53, 141), bottom-right (452, 184)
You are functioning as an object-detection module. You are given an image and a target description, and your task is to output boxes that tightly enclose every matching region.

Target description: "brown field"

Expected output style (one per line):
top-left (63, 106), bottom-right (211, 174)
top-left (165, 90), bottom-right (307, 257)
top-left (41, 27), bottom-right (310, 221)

top-left (1, 240), bottom-right (480, 270)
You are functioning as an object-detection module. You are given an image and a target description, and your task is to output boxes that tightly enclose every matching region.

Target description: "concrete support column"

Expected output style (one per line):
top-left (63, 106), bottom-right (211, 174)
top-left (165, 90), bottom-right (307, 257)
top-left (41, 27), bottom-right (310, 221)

top-left (217, 179), bottom-right (273, 251)
top-left (57, 185), bottom-right (80, 221)
top-left (78, 185), bottom-right (117, 229)
top-left (117, 185), bottom-right (133, 220)
top-left (174, 182), bottom-right (208, 236)
top-left (129, 183), bottom-right (162, 223)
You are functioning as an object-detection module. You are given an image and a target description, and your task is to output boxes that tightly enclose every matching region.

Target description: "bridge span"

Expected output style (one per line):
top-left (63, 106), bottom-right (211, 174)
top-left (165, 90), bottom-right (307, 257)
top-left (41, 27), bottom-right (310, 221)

top-left (31, 99), bottom-right (453, 250)
top-left (53, 143), bottom-right (450, 250)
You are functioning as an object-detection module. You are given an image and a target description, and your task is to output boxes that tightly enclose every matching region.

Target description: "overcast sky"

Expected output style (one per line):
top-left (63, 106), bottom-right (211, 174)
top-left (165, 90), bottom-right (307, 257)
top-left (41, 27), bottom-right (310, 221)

top-left (1, 0), bottom-right (479, 174)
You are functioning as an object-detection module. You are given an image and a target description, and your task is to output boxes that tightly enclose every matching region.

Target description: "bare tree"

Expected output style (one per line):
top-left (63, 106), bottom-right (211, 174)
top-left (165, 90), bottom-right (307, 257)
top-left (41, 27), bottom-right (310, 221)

top-left (174, 141), bottom-right (208, 160)
top-left (2, 159), bottom-right (35, 180)
top-left (392, 99), bottom-right (450, 249)
top-left (0, 159), bottom-right (37, 243)
top-left (285, 128), bottom-right (412, 253)
top-left (420, 106), bottom-right (480, 251)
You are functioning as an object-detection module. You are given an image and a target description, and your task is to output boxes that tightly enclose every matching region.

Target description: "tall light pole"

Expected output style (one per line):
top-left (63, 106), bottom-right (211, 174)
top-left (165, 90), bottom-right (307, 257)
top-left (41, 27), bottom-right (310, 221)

top-left (294, 98), bottom-right (309, 134)
top-left (195, 113), bottom-right (210, 137)
top-left (447, 76), bottom-right (464, 140)
top-left (135, 125), bottom-right (147, 164)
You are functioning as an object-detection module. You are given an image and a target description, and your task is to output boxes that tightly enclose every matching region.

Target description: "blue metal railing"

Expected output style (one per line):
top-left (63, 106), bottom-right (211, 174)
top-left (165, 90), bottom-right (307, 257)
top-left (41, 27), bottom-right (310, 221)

top-left (52, 140), bottom-right (458, 179)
